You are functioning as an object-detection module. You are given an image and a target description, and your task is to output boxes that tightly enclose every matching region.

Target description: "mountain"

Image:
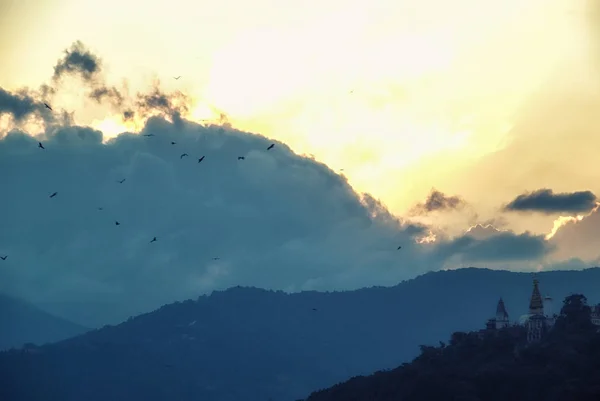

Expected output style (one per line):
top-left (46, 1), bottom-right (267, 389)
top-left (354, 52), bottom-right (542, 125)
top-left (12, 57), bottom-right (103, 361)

top-left (1, 267), bottom-right (600, 401)
top-left (0, 293), bottom-right (89, 350)
top-left (305, 294), bottom-right (600, 401)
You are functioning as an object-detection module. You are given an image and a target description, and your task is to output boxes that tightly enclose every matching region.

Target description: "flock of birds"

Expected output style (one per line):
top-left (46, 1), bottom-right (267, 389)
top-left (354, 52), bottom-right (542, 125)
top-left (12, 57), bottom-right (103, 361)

top-left (0, 110), bottom-right (278, 263)
top-left (0, 80), bottom-right (404, 263)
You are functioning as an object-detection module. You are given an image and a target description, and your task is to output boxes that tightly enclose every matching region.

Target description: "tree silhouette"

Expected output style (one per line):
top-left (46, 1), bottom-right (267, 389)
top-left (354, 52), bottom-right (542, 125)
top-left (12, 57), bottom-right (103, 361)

top-left (307, 294), bottom-right (600, 401)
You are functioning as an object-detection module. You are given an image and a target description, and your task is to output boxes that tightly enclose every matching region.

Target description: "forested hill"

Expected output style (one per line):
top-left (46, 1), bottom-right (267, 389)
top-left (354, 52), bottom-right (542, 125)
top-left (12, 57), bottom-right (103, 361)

top-left (1, 267), bottom-right (600, 401)
top-left (306, 294), bottom-right (600, 401)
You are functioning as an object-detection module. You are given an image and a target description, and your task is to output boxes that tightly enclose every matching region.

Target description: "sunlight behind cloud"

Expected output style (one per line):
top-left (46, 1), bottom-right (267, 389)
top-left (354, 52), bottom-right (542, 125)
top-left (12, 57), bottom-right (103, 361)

top-left (92, 118), bottom-right (127, 141)
top-left (0, 0), bottom-right (589, 225)
top-left (546, 215), bottom-right (586, 240)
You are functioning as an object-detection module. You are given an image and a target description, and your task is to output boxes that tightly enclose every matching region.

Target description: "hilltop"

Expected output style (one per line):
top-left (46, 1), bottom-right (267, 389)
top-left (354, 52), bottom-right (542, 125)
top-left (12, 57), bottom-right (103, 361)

top-left (306, 294), bottom-right (600, 401)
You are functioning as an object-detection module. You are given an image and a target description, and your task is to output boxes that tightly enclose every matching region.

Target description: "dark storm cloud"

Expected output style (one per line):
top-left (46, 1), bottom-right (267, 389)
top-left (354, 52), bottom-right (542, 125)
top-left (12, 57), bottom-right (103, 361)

top-left (504, 188), bottom-right (598, 214)
top-left (52, 40), bottom-right (102, 83)
top-left (0, 117), bottom-right (432, 325)
top-left (411, 188), bottom-right (467, 215)
top-left (89, 86), bottom-right (124, 106)
top-left (436, 231), bottom-right (551, 262)
top-left (0, 88), bottom-right (45, 122)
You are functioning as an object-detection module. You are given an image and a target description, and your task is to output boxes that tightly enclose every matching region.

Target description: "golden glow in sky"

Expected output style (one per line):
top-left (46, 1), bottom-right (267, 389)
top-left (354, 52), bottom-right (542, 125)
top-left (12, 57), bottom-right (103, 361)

top-left (0, 0), bottom-right (595, 238)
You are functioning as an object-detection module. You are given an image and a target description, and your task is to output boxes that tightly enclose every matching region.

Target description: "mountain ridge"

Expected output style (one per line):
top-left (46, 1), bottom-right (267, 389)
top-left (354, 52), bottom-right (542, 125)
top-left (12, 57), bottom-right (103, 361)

top-left (2, 266), bottom-right (600, 401)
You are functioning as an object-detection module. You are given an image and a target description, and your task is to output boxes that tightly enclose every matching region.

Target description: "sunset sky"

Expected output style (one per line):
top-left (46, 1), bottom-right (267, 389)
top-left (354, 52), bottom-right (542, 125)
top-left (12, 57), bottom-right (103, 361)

top-left (1, 0), bottom-right (599, 324)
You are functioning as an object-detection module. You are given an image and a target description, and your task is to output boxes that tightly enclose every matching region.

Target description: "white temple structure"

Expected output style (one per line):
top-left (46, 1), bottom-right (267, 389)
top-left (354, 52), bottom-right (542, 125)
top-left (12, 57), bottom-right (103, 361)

top-left (488, 275), bottom-right (600, 343)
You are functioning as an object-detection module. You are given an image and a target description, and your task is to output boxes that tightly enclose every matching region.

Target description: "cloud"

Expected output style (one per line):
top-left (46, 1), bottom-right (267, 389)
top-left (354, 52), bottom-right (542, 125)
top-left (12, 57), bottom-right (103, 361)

top-left (464, 224), bottom-right (504, 240)
top-left (0, 116), bottom-right (426, 325)
top-left (411, 188), bottom-right (467, 215)
top-left (0, 111), bottom-right (562, 327)
top-left (504, 188), bottom-right (598, 214)
top-left (0, 87), bottom-right (47, 123)
top-left (547, 205), bottom-right (600, 263)
top-left (0, 40), bottom-right (594, 327)
top-left (435, 229), bottom-right (551, 263)
top-left (1, 41), bottom-right (195, 135)
top-left (52, 40), bottom-right (102, 83)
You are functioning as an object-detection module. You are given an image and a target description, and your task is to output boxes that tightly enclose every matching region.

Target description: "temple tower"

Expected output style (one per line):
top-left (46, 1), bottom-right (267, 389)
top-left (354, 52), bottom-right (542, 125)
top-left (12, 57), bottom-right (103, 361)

top-left (495, 298), bottom-right (510, 329)
top-left (526, 275), bottom-right (547, 343)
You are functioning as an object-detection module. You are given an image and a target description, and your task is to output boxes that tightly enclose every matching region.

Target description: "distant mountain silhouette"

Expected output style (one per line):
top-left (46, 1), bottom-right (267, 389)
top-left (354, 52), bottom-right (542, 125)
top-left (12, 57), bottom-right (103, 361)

top-left (306, 293), bottom-right (600, 401)
top-left (0, 293), bottom-right (88, 350)
top-left (1, 267), bottom-right (600, 401)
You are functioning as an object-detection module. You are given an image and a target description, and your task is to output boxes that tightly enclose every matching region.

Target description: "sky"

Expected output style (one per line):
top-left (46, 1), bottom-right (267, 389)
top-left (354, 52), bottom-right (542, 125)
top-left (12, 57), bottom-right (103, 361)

top-left (1, 0), bottom-right (599, 326)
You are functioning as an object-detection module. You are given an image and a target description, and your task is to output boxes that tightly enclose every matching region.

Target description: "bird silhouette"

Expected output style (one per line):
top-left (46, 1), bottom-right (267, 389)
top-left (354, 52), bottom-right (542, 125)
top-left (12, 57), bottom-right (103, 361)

top-left (171, 141), bottom-right (176, 145)
top-left (212, 257), bottom-right (220, 260)
top-left (267, 144), bottom-right (274, 150)
top-left (397, 245), bottom-right (402, 250)
top-left (0, 256), bottom-right (7, 261)
top-left (117, 179), bottom-right (126, 184)
top-left (142, 134), bottom-right (154, 137)
top-left (150, 237), bottom-right (157, 243)
top-left (44, 103), bottom-right (52, 111)
top-left (198, 156), bottom-right (205, 163)
top-left (115, 221), bottom-right (120, 226)
top-left (49, 192), bottom-right (57, 198)
top-left (312, 308), bottom-right (318, 311)
top-left (180, 153), bottom-right (188, 159)
top-left (38, 142), bottom-right (45, 149)
top-left (237, 156), bottom-right (245, 160)
top-left (97, 207), bottom-right (103, 211)
top-left (174, 76), bottom-right (181, 80)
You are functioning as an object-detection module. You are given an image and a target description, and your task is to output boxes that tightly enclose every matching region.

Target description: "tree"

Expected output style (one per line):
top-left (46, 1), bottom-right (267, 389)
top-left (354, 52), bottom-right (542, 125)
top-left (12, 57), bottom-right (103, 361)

top-left (554, 294), bottom-right (595, 334)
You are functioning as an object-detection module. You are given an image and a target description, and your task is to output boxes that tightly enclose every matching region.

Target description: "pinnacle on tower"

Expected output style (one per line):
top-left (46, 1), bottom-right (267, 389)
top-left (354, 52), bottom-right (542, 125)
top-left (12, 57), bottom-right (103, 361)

top-left (496, 298), bottom-right (509, 320)
top-left (529, 276), bottom-right (544, 315)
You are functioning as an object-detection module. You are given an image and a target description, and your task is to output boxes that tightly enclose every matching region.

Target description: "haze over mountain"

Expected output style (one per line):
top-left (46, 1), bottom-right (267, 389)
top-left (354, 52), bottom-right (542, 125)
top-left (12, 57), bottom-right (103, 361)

top-left (0, 294), bottom-right (88, 350)
top-left (2, 267), bottom-right (599, 401)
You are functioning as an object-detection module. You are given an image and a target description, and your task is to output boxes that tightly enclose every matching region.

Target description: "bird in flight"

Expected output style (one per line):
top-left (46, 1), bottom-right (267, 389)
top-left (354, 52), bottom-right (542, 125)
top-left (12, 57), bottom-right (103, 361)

top-left (117, 179), bottom-right (126, 184)
top-left (150, 237), bottom-right (157, 243)
top-left (174, 76), bottom-right (181, 80)
top-left (180, 153), bottom-right (188, 159)
top-left (267, 143), bottom-right (274, 150)
top-left (49, 192), bottom-right (57, 198)
top-left (312, 308), bottom-right (318, 311)
top-left (397, 245), bottom-right (402, 250)
top-left (212, 257), bottom-right (220, 261)
top-left (237, 156), bottom-right (245, 160)
top-left (44, 103), bottom-right (52, 111)
top-left (38, 142), bottom-right (45, 149)
top-left (0, 256), bottom-right (7, 261)
top-left (171, 141), bottom-right (176, 145)
top-left (142, 134), bottom-right (155, 137)
top-left (198, 156), bottom-right (205, 163)
top-left (115, 221), bottom-right (120, 226)
top-left (97, 207), bottom-right (103, 211)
